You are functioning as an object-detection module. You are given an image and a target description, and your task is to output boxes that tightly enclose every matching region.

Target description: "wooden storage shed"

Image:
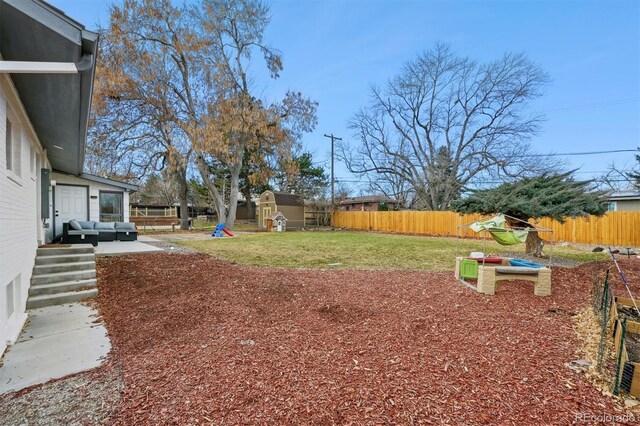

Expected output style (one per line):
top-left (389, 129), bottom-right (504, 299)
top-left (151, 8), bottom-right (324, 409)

top-left (258, 191), bottom-right (305, 229)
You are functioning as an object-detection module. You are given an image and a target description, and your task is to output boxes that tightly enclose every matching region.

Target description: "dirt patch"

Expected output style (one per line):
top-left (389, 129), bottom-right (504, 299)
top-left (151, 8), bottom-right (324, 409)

top-left (0, 362), bottom-right (121, 425)
top-left (627, 333), bottom-right (640, 364)
top-left (91, 252), bottom-right (639, 425)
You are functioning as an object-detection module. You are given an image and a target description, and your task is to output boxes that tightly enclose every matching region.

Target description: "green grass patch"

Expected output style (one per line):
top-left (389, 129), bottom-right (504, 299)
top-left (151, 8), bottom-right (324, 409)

top-left (177, 231), bottom-right (608, 270)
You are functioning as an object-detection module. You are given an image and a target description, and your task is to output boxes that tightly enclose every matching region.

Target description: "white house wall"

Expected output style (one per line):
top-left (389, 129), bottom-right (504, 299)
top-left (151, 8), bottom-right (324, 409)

top-left (51, 173), bottom-right (131, 226)
top-left (0, 75), bottom-right (49, 355)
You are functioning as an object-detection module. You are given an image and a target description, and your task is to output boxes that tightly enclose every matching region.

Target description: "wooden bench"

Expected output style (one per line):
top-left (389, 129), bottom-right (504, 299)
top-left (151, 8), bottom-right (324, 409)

top-left (477, 265), bottom-right (551, 296)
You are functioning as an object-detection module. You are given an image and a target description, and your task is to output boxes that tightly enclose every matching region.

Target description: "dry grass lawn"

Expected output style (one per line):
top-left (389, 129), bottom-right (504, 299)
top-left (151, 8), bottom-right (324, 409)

top-left (179, 231), bottom-right (608, 270)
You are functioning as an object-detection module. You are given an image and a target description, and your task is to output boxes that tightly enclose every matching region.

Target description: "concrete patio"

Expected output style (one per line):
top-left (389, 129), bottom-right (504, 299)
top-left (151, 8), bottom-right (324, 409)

top-left (95, 236), bottom-right (163, 256)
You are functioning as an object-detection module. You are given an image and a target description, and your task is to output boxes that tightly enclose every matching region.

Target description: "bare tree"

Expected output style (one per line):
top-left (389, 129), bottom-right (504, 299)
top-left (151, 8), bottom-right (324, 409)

top-left (629, 147), bottom-right (640, 189)
top-left (341, 43), bottom-right (557, 211)
top-left (137, 172), bottom-right (181, 206)
top-left (91, 0), bottom-right (316, 229)
top-left (192, 0), bottom-right (317, 228)
top-left (90, 0), bottom-right (196, 229)
top-left (598, 164), bottom-right (633, 192)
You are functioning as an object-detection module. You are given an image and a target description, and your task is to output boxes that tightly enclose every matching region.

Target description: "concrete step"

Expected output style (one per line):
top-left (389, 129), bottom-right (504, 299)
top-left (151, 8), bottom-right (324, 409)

top-left (32, 261), bottom-right (96, 276)
top-left (35, 253), bottom-right (95, 265)
top-left (28, 279), bottom-right (97, 297)
top-left (31, 270), bottom-right (96, 286)
top-left (26, 289), bottom-right (99, 309)
top-left (37, 246), bottom-right (95, 256)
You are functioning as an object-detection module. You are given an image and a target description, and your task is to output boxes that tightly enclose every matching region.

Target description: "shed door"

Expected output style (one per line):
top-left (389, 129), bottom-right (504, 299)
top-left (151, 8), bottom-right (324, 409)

top-left (262, 207), bottom-right (271, 228)
top-left (55, 185), bottom-right (88, 237)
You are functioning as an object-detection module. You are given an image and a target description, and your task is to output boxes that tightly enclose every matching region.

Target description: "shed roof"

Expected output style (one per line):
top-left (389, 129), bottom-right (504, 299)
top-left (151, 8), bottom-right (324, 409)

top-left (273, 192), bottom-right (304, 206)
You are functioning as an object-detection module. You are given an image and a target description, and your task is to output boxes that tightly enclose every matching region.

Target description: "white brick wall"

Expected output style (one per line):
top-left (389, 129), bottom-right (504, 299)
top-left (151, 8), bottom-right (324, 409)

top-left (0, 77), bottom-right (46, 353)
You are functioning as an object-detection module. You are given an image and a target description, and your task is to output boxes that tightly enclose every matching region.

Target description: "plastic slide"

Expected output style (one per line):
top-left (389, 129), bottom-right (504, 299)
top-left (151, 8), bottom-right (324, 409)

top-left (212, 224), bottom-right (225, 237)
top-left (222, 228), bottom-right (234, 237)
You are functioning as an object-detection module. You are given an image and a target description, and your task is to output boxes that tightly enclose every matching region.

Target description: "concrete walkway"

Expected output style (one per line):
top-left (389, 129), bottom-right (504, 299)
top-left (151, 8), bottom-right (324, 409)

top-left (0, 304), bottom-right (110, 394)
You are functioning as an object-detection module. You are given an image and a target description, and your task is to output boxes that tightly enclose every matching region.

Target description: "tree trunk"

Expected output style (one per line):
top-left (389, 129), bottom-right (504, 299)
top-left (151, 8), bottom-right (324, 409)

top-left (177, 176), bottom-right (190, 230)
top-left (195, 154), bottom-right (227, 225)
top-left (243, 184), bottom-right (254, 220)
top-left (505, 216), bottom-right (546, 258)
top-left (225, 164), bottom-right (242, 230)
top-left (525, 230), bottom-right (546, 258)
top-left (179, 196), bottom-right (189, 230)
top-left (170, 167), bottom-right (190, 231)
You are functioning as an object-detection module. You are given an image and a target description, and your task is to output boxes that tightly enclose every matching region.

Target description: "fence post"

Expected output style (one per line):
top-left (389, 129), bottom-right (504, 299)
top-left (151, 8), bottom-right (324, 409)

top-left (613, 317), bottom-right (627, 395)
top-left (597, 271), bottom-right (610, 368)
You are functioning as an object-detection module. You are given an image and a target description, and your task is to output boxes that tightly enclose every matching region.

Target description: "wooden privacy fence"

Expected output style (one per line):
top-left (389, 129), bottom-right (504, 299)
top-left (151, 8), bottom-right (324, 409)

top-left (331, 211), bottom-right (640, 246)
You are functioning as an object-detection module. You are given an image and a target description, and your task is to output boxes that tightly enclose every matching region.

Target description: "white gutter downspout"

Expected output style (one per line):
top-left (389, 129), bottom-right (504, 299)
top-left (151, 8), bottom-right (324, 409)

top-left (0, 54), bottom-right (94, 74)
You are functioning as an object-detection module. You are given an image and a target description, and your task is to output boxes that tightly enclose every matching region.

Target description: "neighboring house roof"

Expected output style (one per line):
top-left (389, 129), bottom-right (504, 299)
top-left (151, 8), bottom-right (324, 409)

top-left (0, 0), bottom-right (98, 175)
top-left (607, 191), bottom-right (640, 201)
top-left (339, 196), bottom-right (399, 205)
top-left (273, 192), bottom-right (304, 206)
top-left (78, 173), bottom-right (139, 192)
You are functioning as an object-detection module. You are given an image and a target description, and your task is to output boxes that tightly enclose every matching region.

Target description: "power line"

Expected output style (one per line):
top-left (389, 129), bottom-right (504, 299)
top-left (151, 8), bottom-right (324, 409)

top-left (543, 96), bottom-right (640, 113)
top-left (323, 133), bottom-right (342, 205)
top-left (525, 149), bottom-right (637, 157)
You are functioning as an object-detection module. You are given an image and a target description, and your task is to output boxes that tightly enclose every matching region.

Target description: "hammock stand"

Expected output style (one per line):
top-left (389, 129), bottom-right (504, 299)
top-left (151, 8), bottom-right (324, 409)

top-left (457, 213), bottom-right (555, 267)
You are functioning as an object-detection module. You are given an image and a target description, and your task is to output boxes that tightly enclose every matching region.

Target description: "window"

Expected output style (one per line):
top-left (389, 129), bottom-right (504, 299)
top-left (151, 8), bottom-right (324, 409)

top-left (99, 191), bottom-right (124, 222)
top-left (608, 202), bottom-right (617, 212)
top-left (30, 145), bottom-right (36, 176)
top-left (4, 274), bottom-right (20, 322)
top-left (5, 117), bottom-right (12, 171)
top-left (5, 109), bottom-right (21, 177)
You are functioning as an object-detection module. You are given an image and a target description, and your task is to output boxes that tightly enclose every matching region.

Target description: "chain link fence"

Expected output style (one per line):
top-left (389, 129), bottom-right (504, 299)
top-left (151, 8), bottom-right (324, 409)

top-left (591, 269), bottom-right (636, 396)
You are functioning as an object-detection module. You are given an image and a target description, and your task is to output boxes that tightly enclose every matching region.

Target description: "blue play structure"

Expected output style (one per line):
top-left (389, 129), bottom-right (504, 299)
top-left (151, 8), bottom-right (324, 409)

top-left (212, 224), bottom-right (225, 237)
top-left (212, 224), bottom-right (234, 238)
top-left (508, 258), bottom-right (544, 268)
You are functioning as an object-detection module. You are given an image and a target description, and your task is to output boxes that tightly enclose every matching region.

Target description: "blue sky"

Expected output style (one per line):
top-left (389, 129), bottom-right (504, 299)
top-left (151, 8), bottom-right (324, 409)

top-left (50, 0), bottom-right (640, 191)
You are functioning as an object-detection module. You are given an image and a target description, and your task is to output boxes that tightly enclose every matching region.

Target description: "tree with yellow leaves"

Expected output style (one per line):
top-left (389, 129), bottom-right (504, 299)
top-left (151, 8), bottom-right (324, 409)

top-left (90, 0), bottom-right (316, 228)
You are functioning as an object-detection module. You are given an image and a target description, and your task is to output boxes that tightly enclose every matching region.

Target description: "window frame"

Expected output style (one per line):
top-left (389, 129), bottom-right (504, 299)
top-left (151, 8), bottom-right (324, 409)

top-left (29, 143), bottom-right (36, 177)
top-left (99, 190), bottom-right (125, 222)
top-left (4, 274), bottom-right (21, 323)
top-left (5, 117), bottom-right (12, 172)
top-left (5, 104), bottom-right (22, 180)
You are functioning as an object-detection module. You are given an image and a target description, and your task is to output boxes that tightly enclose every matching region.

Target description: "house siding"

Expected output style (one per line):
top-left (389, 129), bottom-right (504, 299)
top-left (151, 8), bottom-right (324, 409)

top-left (0, 76), bottom-right (47, 354)
top-left (615, 200), bottom-right (640, 212)
top-left (51, 173), bottom-right (131, 229)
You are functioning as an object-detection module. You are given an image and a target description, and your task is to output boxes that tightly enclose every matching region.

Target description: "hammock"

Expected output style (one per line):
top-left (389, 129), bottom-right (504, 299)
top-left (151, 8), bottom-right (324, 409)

top-left (488, 228), bottom-right (529, 246)
top-left (469, 214), bottom-right (529, 246)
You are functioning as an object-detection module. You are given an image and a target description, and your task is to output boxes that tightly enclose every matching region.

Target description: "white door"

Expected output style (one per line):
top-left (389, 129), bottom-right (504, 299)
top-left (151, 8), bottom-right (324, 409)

top-left (55, 185), bottom-right (88, 237)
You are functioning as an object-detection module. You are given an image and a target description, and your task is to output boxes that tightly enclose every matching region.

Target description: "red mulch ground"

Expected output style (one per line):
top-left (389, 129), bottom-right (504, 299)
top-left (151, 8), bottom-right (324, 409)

top-left (96, 253), bottom-right (640, 425)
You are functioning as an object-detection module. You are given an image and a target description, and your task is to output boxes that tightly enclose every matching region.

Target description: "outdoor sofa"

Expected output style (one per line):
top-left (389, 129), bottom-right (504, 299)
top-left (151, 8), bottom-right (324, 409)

top-left (63, 219), bottom-right (138, 246)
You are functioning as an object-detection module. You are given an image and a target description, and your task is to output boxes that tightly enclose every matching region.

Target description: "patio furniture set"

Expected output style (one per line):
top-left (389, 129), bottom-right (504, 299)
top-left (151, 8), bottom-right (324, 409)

top-left (62, 219), bottom-right (138, 247)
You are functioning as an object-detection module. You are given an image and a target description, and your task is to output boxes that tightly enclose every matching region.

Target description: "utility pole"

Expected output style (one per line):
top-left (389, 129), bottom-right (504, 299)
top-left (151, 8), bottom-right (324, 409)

top-left (323, 133), bottom-right (342, 206)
